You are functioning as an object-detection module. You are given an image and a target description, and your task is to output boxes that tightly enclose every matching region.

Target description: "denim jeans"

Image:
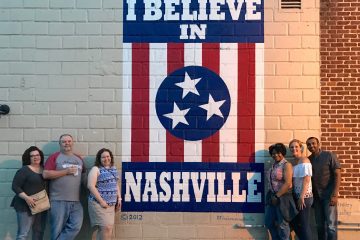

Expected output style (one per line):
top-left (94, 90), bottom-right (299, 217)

top-left (16, 210), bottom-right (47, 240)
top-left (265, 204), bottom-right (290, 240)
top-left (313, 197), bottom-right (338, 240)
top-left (292, 197), bottom-right (313, 240)
top-left (50, 200), bottom-right (83, 240)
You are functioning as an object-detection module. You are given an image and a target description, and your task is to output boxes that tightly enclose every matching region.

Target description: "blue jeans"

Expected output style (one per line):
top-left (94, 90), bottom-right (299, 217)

top-left (50, 200), bottom-right (83, 240)
top-left (313, 197), bottom-right (338, 240)
top-left (265, 204), bottom-right (290, 240)
top-left (16, 210), bottom-right (47, 240)
top-left (292, 197), bottom-right (313, 240)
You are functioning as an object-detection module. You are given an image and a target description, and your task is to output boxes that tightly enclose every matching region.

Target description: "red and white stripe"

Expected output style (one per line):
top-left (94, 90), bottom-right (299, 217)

top-left (122, 43), bottom-right (264, 164)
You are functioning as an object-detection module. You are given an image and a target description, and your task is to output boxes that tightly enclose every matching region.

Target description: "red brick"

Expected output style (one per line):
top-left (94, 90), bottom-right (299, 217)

top-left (321, 0), bottom-right (360, 199)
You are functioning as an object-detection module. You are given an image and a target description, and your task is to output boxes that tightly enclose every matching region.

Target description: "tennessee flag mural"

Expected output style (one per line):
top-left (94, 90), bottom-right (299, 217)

top-left (121, 0), bottom-right (264, 212)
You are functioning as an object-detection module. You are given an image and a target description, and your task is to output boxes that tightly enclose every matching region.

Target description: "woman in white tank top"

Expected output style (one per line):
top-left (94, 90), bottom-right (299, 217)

top-left (289, 139), bottom-right (313, 240)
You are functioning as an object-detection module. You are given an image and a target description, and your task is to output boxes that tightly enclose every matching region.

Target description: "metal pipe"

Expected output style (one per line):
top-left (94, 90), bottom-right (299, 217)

top-left (338, 221), bottom-right (360, 230)
top-left (232, 224), bottom-right (265, 229)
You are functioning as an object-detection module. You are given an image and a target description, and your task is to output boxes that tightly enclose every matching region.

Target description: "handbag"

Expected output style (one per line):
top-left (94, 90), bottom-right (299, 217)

top-left (29, 189), bottom-right (50, 215)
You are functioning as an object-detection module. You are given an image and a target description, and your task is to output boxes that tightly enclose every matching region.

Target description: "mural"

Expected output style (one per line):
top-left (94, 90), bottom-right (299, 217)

top-left (121, 0), bottom-right (264, 213)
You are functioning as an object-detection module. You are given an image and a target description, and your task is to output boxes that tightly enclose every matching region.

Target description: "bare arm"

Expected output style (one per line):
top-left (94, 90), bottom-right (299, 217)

top-left (117, 182), bottom-right (121, 200)
top-left (115, 182), bottom-right (121, 211)
top-left (296, 158), bottom-right (312, 210)
top-left (300, 175), bottom-right (311, 199)
top-left (87, 167), bottom-right (108, 208)
top-left (275, 162), bottom-right (293, 197)
top-left (18, 192), bottom-right (37, 208)
top-left (297, 175), bottom-right (311, 210)
top-left (330, 168), bottom-right (341, 206)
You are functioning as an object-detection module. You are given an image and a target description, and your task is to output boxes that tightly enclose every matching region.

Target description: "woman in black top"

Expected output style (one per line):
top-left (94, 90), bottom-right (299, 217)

top-left (11, 146), bottom-right (48, 240)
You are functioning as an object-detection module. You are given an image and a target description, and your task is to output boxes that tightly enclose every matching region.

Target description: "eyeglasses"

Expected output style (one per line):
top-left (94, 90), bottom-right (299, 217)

top-left (30, 154), bottom-right (40, 158)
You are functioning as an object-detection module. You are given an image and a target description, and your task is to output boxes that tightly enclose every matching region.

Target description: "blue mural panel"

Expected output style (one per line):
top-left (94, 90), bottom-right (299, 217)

top-left (121, 162), bottom-right (264, 212)
top-left (123, 0), bottom-right (264, 43)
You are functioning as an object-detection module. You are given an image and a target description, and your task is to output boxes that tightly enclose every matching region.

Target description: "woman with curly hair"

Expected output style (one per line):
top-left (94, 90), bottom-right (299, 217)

top-left (265, 143), bottom-right (294, 240)
top-left (87, 148), bottom-right (121, 240)
top-left (11, 146), bottom-right (48, 240)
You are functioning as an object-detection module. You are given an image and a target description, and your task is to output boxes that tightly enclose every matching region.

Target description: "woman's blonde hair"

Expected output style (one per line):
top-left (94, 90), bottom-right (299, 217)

top-left (289, 139), bottom-right (304, 152)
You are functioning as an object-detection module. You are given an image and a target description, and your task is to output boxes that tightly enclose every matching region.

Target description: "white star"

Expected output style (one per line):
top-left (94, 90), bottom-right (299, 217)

top-left (199, 94), bottom-right (226, 121)
top-left (175, 72), bottom-right (201, 98)
top-left (163, 102), bottom-right (190, 129)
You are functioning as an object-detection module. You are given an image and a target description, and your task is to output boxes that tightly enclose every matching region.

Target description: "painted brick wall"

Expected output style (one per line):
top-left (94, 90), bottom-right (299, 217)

top-left (320, 0), bottom-right (360, 199)
top-left (264, 0), bottom-right (320, 150)
top-left (0, 0), bottom-right (327, 239)
top-left (0, 0), bottom-right (122, 239)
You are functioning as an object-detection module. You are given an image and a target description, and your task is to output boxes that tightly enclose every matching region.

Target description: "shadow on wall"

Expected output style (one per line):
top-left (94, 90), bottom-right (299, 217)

top-left (0, 142), bottom-right (95, 240)
top-left (0, 159), bottom-right (21, 240)
top-left (231, 149), bottom-right (302, 240)
top-left (1, 146), bottom-right (318, 240)
top-left (76, 155), bottom-right (94, 240)
top-left (241, 149), bottom-right (269, 240)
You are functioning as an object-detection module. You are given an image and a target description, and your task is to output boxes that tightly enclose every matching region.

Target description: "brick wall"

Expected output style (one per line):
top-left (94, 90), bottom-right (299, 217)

top-left (320, 0), bottom-right (360, 198)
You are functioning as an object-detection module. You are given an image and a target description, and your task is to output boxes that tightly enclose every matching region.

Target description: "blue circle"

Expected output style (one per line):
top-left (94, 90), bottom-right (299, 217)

top-left (155, 66), bottom-right (231, 141)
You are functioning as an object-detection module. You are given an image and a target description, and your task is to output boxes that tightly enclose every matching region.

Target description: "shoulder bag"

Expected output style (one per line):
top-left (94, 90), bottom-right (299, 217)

top-left (29, 189), bottom-right (50, 215)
